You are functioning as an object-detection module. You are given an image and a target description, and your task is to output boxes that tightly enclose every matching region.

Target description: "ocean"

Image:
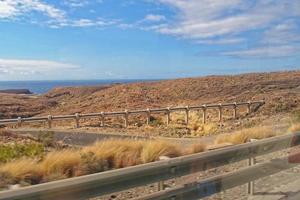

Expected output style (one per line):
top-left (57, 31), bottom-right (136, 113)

top-left (0, 80), bottom-right (156, 94)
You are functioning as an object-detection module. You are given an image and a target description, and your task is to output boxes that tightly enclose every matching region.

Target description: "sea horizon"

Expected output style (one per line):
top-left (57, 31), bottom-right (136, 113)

top-left (0, 79), bottom-right (160, 94)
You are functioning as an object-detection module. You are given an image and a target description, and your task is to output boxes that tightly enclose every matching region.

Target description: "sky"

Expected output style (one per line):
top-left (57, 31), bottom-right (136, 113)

top-left (0, 0), bottom-right (300, 80)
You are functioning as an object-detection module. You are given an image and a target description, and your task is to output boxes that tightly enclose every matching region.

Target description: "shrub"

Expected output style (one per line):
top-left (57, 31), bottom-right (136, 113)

top-left (214, 126), bottom-right (277, 145)
top-left (40, 150), bottom-right (81, 177)
top-left (0, 159), bottom-right (43, 185)
top-left (191, 123), bottom-right (218, 136)
top-left (75, 152), bottom-right (109, 176)
top-left (0, 143), bottom-right (44, 163)
top-left (0, 139), bottom-right (209, 188)
top-left (140, 141), bottom-right (182, 163)
top-left (184, 143), bottom-right (206, 154)
top-left (37, 131), bottom-right (54, 147)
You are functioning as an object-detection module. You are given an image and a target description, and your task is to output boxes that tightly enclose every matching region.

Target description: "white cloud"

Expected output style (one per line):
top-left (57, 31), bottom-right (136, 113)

top-left (63, 0), bottom-right (90, 8)
top-left (196, 38), bottom-right (245, 45)
top-left (144, 14), bottom-right (166, 22)
top-left (222, 46), bottom-right (300, 58)
top-left (262, 20), bottom-right (300, 45)
top-left (0, 0), bottom-right (65, 20)
top-left (0, 0), bottom-right (114, 28)
top-left (155, 0), bottom-right (300, 39)
top-left (144, 0), bottom-right (300, 57)
top-left (51, 18), bottom-right (116, 28)
top-left (0, 58), bottom-right (80, 75)
top-left (0, 1), bottom-right (17, 18)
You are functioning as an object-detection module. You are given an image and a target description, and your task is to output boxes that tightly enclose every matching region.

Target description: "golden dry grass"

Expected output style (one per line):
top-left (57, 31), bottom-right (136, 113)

top-left (184, 143), bottom-right (206, 154)
top-left (289, 123), bottom-right (300, 133)
top-left (41, 150), bottom-right (81, 177)
top-left (140, 141), bottom-right (182, 163)
top-left (0, 139), bottom-right (208, 187)
top-left (82, 139), bottom-right (145, 168)
top-left (215, 126), bottom-right (277, 145)
top-left (0, 159), bottom-right (43, 184)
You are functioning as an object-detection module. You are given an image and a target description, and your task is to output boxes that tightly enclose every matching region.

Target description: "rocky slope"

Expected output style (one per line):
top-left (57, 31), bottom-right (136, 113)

top-left (1, 71), bottom-right (300, 119)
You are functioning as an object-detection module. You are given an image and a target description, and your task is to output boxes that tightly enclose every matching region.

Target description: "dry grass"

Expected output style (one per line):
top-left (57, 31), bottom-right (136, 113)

top-left (82, 140), bottom-right (144, 168)
top-left (0, 159), bottom-right (43, 185)
top-left (289, 123), bottom-right (300, 133)
top-left (193, 123), bottom-right (218, 136)
top-left (140, 141), bottom-right (182, 163)
top-left (184, 143), bottom-right (206, 154)
top-left (41, 150), bottom-right (81, 177)
top-left (169, 112), bottom-right (219, 136)
top-left (215, 126), bottom-right (277, 145)
top-left (0, 138), bottom-right (205, 187)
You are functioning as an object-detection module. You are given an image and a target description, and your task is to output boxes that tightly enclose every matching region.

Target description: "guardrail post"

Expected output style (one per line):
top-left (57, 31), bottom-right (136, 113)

top-left (233, 102), bottom-right (237, 119)
top-left (247, 156), bottom-right (256, 195)
top-left (185, 106), bottom-right (189, 125)
top-left (247, 101), bottom-right (251, 114)
top-left (75, 113), bottom-right (80, 128)
top-left (17, 117), bottom-right (22, 128)
top-left (146, 109), bottom-right (151, 125)
top-left (100, 112), bottom-right (105, 127)
top-left (166, 107), bottom-right (171, 126)
top-left (47, 115), bottom-right (52, 129)
top-left (124, 110), bottom-right (129, 128)
top-left (202, 105), bottom-right (207, 124)
top-left (218, 104), bottom-right (223, 122)
top-left (158, 156), bottom-right (171, 191)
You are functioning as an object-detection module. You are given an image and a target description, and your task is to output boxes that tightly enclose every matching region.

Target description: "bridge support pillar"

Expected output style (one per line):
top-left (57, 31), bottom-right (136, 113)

top-left (47, 115), bottom-right (52, 129)
top-left (202, 106), bottom-right (207, 124)
top-left (218, 104), bottom-right (223, 122)
top-left (100, 112), bottom-right (105, 127)
top-left (146, 109), bottom-right (151, 125)
top-left (247, 101), bottom-right (251, 114)
top-left (124, 110), bottom-right (129, 128)
top-left (185, 106), bottom-right (189, 125)
top-left (17, 117), bottom-right (22, 128)
top-left (166, 108), bottom-right (171, 126)
top-left (75, 113), bottom-right (80, 128)
top-left (233, 102), bottom-right (237, 119)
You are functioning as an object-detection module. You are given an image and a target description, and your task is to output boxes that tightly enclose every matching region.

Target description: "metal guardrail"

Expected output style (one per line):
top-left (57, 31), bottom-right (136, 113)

top-left (0, 131), bottom-right (298, 200)
top-left (0, 100), bottom-right (264, 128)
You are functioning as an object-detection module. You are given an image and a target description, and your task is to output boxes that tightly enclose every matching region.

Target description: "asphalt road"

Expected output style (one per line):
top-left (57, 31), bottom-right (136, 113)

top-left (11, 128), bottom-right (209, 147)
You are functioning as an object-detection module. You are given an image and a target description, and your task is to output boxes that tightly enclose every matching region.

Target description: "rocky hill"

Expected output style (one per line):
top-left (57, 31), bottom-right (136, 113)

top-left (1, 71), bottom-right (300, 119)
top-left (0, 89), bottom-right (32, 94)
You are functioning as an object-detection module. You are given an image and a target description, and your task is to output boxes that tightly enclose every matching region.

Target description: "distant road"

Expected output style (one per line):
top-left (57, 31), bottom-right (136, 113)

top-left (11, 128), bottom-right (209, 147)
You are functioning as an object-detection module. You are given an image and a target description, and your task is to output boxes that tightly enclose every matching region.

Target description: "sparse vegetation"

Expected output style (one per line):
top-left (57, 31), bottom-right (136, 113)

top-left (0, 129), bottom-right (45, 163)
top-left (0, 139), bottom-right (206, 189)
top-left (0, 143), bottom-right (44, 163)
top-left (289, 123), bottom-right (300, 133)
top-left (140, 141), bottom-right (182, 163)
top-left (214, 126), bottom-right (278, 145)
top-left (184, 143), bottom-right (206, 154)
top-left (37, 131), bottom-right (55, 147)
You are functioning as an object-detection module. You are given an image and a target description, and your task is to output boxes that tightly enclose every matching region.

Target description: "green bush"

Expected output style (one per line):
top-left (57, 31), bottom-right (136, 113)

top-left (0, 143), bottom-right (44, 163)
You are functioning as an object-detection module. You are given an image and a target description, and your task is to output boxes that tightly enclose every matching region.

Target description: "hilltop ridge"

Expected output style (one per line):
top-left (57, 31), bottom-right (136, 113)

top-left (0, 70), bottom-right (300, 119)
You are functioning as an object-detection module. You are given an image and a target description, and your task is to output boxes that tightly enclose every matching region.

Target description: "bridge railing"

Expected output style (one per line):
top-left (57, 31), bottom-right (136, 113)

top-left (0, 100), bottom-right (264, 128)
top-left (0, 131), bottom-right (299, 200)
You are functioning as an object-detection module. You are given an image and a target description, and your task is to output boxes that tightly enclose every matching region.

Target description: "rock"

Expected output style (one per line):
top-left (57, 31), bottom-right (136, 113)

top-left (8, 184), bottom-right (20, 190)
top-left (159, 156), bottom-right (170, 160)
top-left (0, 89), bottom-right (32, 94)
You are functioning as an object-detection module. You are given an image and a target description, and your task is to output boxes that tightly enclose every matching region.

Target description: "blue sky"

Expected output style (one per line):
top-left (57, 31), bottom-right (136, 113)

top-left (0, 0), bottom-right (300, 80)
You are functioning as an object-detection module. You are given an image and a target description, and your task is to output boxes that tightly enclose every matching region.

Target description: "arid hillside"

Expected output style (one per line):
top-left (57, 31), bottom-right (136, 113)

top-left (1, 71), bottom-right (300, 119)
